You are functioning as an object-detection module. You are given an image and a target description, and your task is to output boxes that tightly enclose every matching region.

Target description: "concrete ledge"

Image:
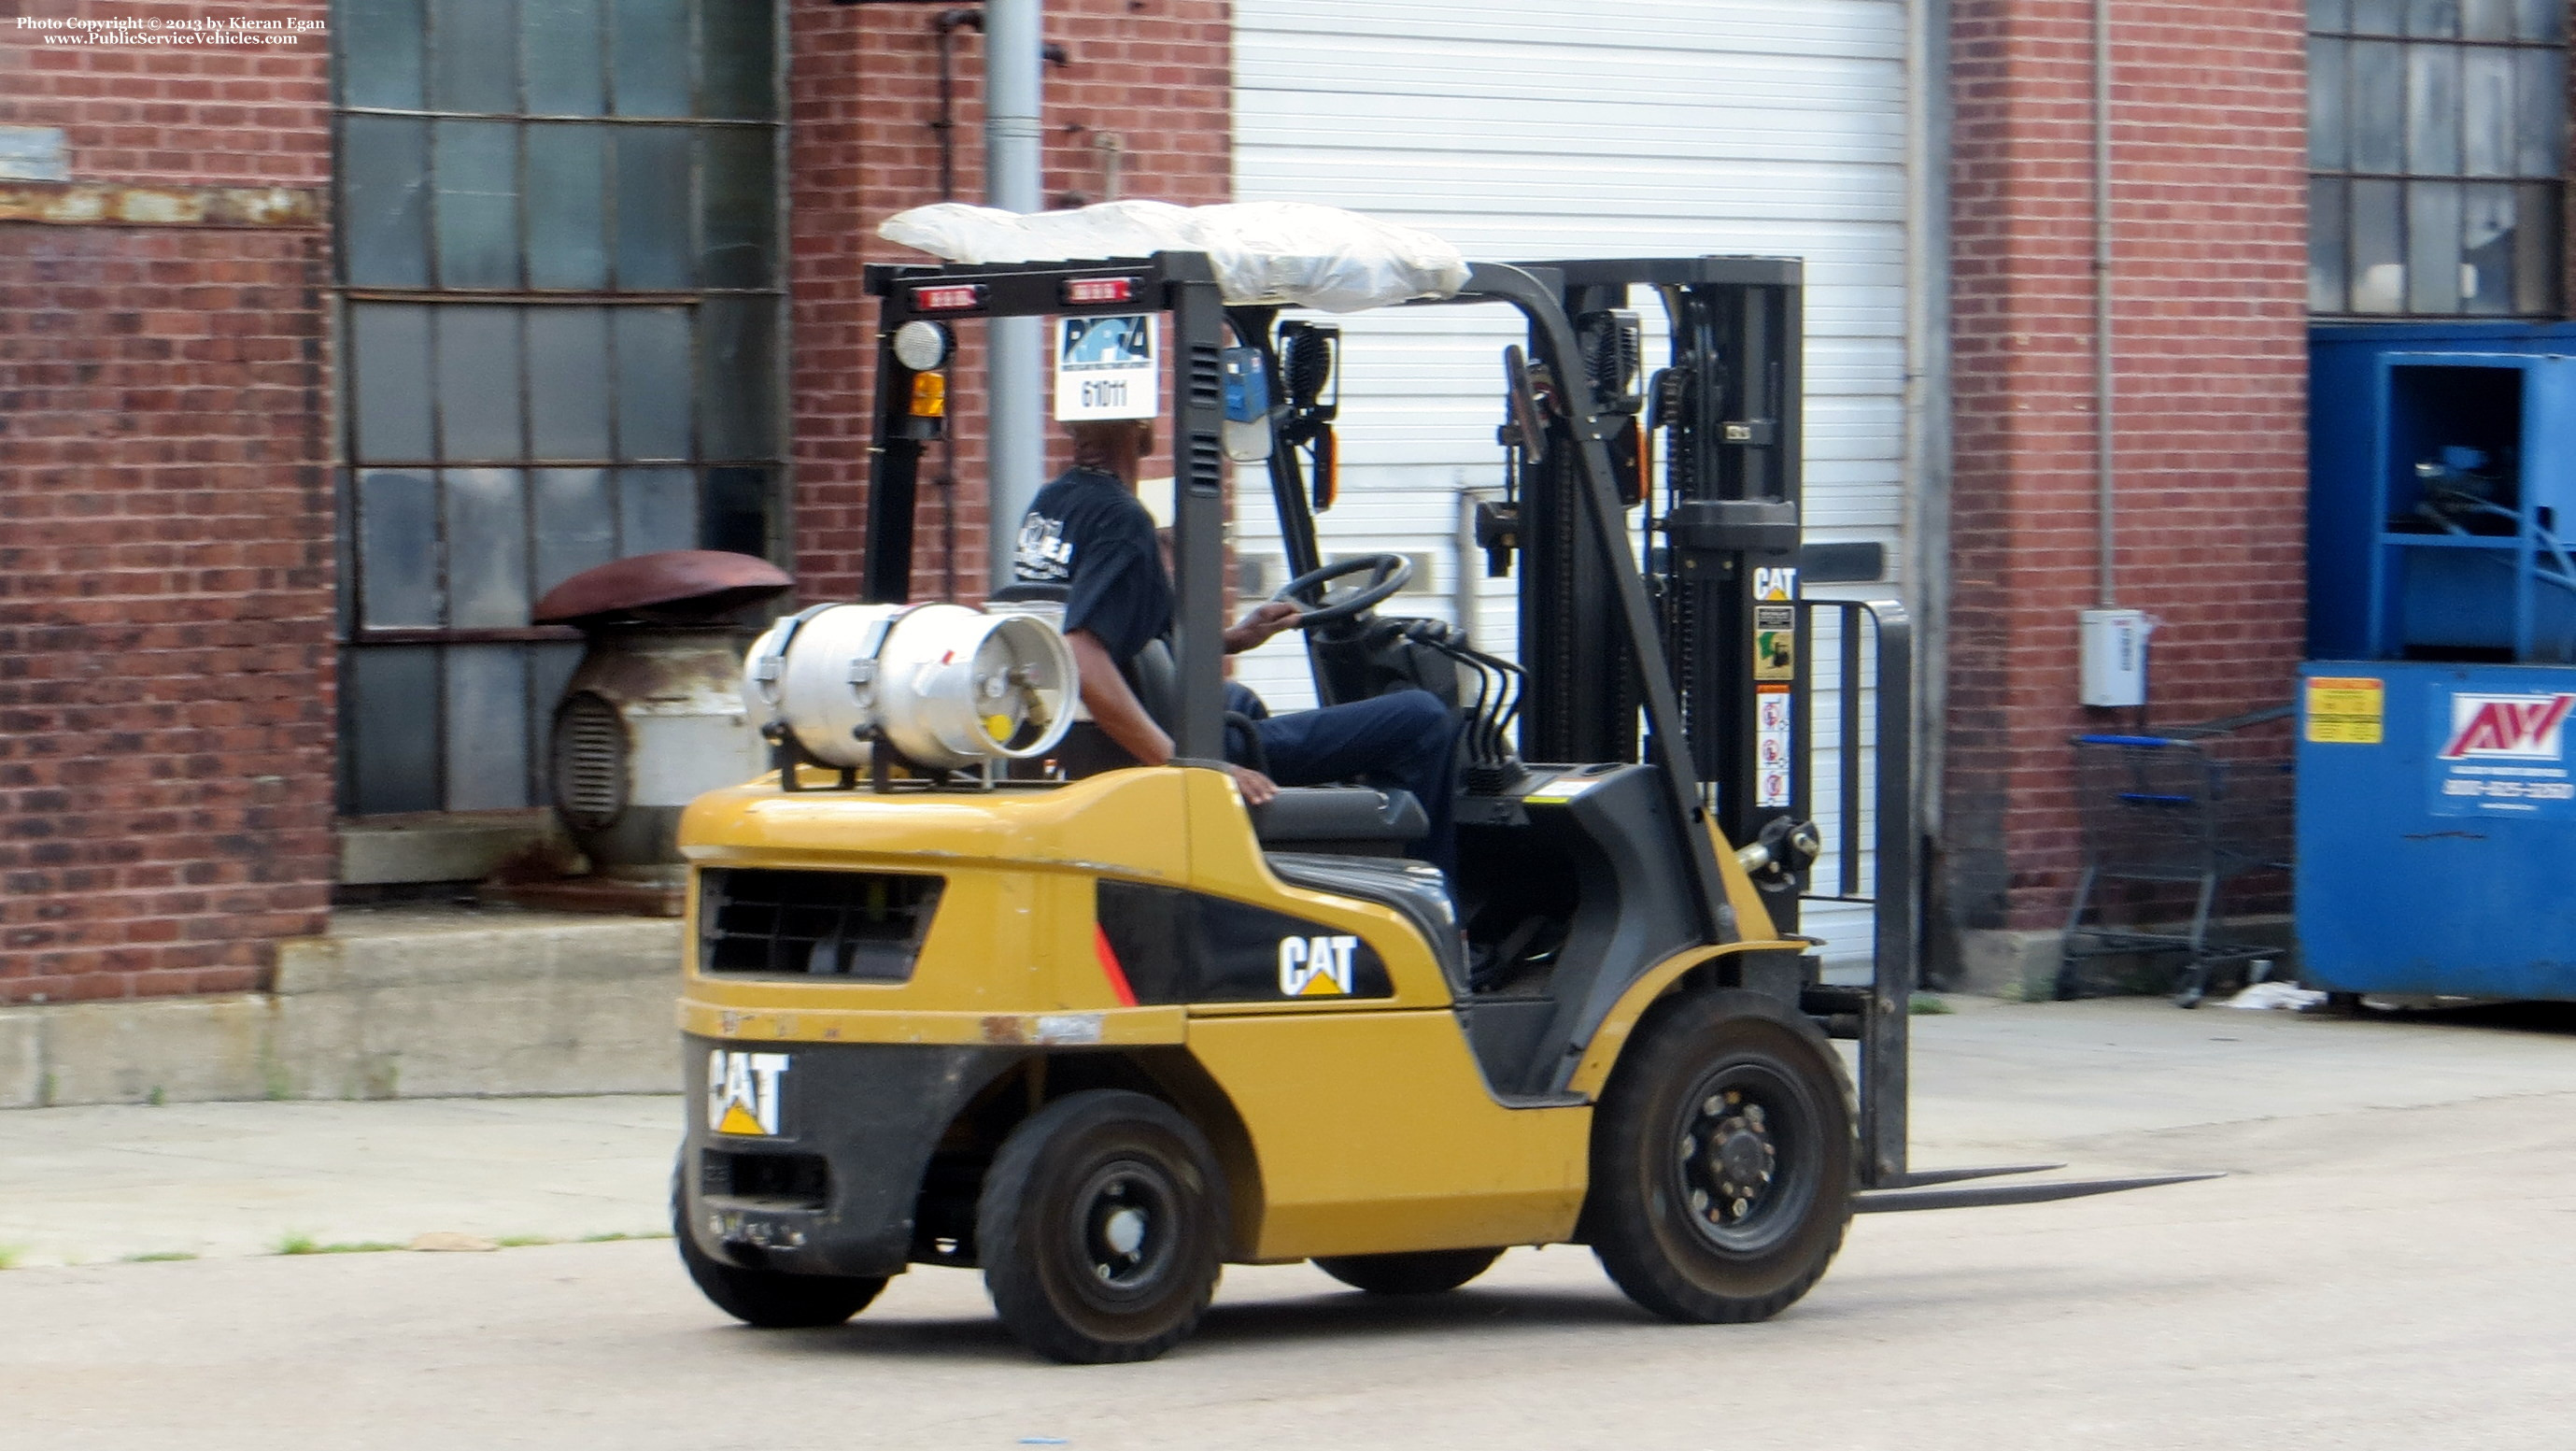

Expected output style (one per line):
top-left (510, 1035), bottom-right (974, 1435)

top-left (337, 811), bottom-right (562, 886)
top-left (1, 904), bottom-right (683, 1108)
top-left (1958, 915), bottom-right (2299, 1000)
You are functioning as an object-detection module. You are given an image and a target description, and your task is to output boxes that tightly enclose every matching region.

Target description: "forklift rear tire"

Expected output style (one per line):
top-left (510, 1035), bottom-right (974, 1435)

top-left (672, 1174), bottom-right (885, 1329)
top-left (1587, 989), bottom-right (1853, 1325)
top-left (1314, 1247), bottom-right (1503, 1296)
top-left (977, 1089), bottom-right (1227, 1364)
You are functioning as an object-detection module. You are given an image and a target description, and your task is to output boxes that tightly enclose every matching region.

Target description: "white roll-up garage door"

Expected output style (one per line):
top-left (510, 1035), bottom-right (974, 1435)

top-left (1228, 0), bottom-right (1910, 966)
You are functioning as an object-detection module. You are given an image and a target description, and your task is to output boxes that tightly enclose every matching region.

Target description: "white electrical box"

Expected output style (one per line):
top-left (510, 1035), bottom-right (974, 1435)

top-left (2078, 608), bottom-right (2152, 707)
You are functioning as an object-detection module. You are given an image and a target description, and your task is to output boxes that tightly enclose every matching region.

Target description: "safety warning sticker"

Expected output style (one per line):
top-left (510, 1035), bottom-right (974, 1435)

top-left (1757, 685), bottom-right (1792, 808)
top-left (1754, 604), bottom-right (1795, 682)
top-left (2304, 676), bottom-right (2383, 744)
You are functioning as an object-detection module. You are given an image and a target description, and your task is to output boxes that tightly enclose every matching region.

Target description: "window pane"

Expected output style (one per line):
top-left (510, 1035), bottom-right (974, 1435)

top-left (2405, 0), bottom-right (2459, 36)
top-left (699, 127), bottom-right (775, 289)
top-left (610, 0), bottom-right (692, 117)
top-left (2515, 181), bottom-right (2561, 312)
top-left (346, 647), bottom-right (442, 815)
top-left (2351, 0), bottom-right (2404, 34)
top-left (444, 645), bottom-right (531, 809)
top-left (2461, 182), bottom-right (2517, 314)
top-left (529, 307), bottom-right (613, 459)
top-left (2405, 42), bottom-right (2462, 175)
top-left (2515, 49), bottom-right (2567, 176)
top-left (351, 304), bottom-right (435, 462)
top-left (613, 125), bottom-right (694, 290)
top-left (432, 119), bottom-right (521, 291)
top-left (435, 305), bottom-right (527, 462)
top-left (2352, 41), bottom-right (2405, 171)
top-left (616, 466), bottom-right (698, 555)
top-left (523, 0), bottom-right (605, 115)
top-left (2352, 178), bottom-right (2406, 311)
top-left (701, 0), bottom-right (777, 121)
top-left (532, 467), bottom-right (617, 594)
top-left (701, 465), bottom-right (771, 558)
top-left (697, 296), bottom-right (777, 460)
top-left (2462, 0), bottom-right (2513, 39)
top-left (525, 123), bottom-right (610, 288)
top-left (443, 468), bottom-right (532, 628)
top-left (342, 116), bottom-right (431, 288)
top-left (612, 306), bottom-right (692, 459)
top-left (2515, 0), bottom-right (2566, 41)
top-left (340, 0), bottom-right (426, 109)
top-left (2312, 0), bottom-right (2351, 30)
top-left (358, 469), bottom-right (442, 627)
top-left (2312, 177), bottom-right (2351, 312)
top-left (2311, 38), bottom-right (2349, 169)
top-left (429, 0), bottom-right (521, 115)
top-left (2462, 46), bottom-right (2512, 175)
top-left (2407, 179), bottom-right (2465, 310)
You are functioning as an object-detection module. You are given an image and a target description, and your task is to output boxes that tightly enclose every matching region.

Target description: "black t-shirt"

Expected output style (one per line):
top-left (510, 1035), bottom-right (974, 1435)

top-left (1012, 467), bottom-right (1171, 665)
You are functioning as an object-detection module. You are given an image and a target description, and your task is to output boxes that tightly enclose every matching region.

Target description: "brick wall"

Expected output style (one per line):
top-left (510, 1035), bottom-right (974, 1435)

top-left (0, 0), bottom-right (335, 1004)
top-left (786, 0), bottom-right (1232, 605)
top-left (1943, 0), bottom-right (2310, 948)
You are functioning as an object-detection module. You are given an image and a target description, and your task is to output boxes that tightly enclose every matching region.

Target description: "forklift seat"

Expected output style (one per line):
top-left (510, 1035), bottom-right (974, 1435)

top-left (1264, 850), bottom-right (1466, 994)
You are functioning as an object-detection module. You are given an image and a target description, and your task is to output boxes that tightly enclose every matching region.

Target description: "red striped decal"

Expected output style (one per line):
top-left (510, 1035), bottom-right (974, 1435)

top-left (1093, 925), bottom-right (1138, 1008)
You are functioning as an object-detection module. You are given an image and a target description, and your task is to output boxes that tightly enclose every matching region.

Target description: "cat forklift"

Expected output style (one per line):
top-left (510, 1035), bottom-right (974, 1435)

top-left (672, 248), bottom-right (2208, 1363)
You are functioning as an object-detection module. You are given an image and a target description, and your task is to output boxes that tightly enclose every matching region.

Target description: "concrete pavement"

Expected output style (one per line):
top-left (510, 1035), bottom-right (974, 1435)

top-left (4, 996), bottom-right (2575, 1448)
top-left (8, 996), bottom-right (2576, 1266)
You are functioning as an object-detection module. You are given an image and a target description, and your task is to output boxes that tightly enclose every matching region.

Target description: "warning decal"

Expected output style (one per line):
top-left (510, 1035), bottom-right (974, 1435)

top-left (1754, 604), bottom-right (1796, 682)
top-left (1757, 685), bottom-right (1792, 808)
top-left (2305, 676), bottom-right (2384, 745)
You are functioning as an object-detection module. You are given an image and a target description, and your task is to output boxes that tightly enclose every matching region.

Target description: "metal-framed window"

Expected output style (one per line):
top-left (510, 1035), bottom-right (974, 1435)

top-left (2308, 0), bottom-right (2569, 317)
top-left (330, 0), bottom-right (788, 816)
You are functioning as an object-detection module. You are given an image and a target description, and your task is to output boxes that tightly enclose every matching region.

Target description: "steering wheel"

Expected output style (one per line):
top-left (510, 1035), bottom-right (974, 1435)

top-left (1269, 553), bottom-right (1413, 628)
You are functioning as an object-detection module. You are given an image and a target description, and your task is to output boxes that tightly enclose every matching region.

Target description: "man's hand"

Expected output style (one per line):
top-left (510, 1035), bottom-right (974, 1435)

top-left (1223, 601), bottom-right (1302, 654)
top-left (1224, 762), bottom-right (1280, 806)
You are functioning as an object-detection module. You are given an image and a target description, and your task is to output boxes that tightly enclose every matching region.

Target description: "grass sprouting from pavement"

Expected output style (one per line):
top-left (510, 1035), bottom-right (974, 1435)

top-left (123, 1251), bottom-right (197, 1263)
top-left (493, 1234), bottom-right (555, 1248)
top-left (1909, 992), bottom-right (1954, 1015)
top-left (273, 1233), bottom-right (405, 1257)
top-left (577, 1231), bottom-right (672, 1244)
top-left (0, 1244), bottom-right (22, 1271)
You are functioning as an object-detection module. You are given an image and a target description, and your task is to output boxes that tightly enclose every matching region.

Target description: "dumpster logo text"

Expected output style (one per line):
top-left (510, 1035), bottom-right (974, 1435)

top-left (708, 1050), bottom-right (789, 1136)
top-left (2439, 692), bottom-right (2576, 761)
top-left (1278, 934), bottom-right (1358, 997)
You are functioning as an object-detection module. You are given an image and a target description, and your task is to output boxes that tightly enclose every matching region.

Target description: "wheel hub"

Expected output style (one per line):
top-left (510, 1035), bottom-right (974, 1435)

top-left (1077, 1168), bottom-right (1168, 1291)
top-left (1678, 1088), bottom-right (1781, 1234)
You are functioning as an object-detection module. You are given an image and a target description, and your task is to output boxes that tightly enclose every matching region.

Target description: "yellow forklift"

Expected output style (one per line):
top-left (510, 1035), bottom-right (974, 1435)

top-left (672, 250), bottom-right (2203, 1362)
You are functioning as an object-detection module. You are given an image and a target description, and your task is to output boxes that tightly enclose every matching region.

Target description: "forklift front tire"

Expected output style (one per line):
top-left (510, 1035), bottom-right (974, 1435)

top-left (977, 1088), bottom-right (1228, 1364)
top-left (1314, 1246), bottom-right (1503, 1296)
top-left (672, 1177), bottom-right (886, 1329)
top-left (1587, 990), bottom-right (1854, 1325)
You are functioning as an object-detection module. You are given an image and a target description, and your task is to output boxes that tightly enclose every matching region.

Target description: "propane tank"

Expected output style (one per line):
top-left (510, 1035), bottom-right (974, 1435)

top-left (742, 602), bottom-right (1077, 772)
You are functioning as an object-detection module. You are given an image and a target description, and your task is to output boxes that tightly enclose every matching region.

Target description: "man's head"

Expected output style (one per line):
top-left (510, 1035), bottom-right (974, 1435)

top-left (1067, 419), bottom-right (1155, 484)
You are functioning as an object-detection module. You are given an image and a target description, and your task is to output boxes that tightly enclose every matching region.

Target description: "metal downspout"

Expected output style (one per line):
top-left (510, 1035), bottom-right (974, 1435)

top-left (984, 0), bottom-right (1045, 590)
top-left (2092, 0), bottom-right (2117, 608)
top-left (1904, 0), bottom-right (1953, 837)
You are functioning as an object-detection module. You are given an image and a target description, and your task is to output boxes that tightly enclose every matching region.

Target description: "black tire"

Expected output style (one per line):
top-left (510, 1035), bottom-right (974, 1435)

top-left (672, 1170), bottom-right (885, 1329)
top-left (1586, 989), bottom-right (1854, 1324)
top-left (1313, 1247), bottom-right (1503, 1296)
top-left (977, 1089), bottom-right (1227, 1364)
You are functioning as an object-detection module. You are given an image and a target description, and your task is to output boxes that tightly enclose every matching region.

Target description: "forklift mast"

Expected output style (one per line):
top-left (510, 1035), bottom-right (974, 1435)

top-left (1519, 260), bottom-right (1808, 931)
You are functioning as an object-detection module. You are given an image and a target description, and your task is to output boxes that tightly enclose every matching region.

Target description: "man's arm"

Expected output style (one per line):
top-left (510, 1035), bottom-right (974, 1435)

top-left (1066, 628), bottom-right (1278, 804)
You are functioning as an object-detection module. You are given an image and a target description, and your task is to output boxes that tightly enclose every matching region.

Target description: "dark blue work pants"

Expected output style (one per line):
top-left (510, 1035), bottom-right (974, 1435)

top-left (1224, 683), bottom-right (1459, 877)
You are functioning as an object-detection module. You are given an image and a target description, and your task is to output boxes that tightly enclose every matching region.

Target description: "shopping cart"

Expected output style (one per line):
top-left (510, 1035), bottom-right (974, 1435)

top-left (2055, 706), bottom-right (2296, 1007)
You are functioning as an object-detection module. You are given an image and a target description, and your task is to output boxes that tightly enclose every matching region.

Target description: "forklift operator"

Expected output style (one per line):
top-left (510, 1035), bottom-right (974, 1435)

top-left (1013, 418), bottom-right (1461, 875)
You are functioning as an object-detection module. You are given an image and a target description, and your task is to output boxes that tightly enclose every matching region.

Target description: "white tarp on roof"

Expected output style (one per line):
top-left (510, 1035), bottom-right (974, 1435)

top-left (876, 199), bottom-right (1469, 313)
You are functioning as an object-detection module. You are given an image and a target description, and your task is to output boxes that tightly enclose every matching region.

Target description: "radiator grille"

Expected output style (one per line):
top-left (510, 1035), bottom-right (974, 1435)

top-left (553, 692), bottom-right (629, 830)
top-left (699, 868), bottom-right (943, 979)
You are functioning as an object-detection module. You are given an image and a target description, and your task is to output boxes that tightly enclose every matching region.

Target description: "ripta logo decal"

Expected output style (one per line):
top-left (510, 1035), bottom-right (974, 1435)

top-left (2440, 692), bottom-right (2576, 761)
top-left (707, 1050), bottom-right (789, 1136)
top-left (1278, 934), bottom-right (1359, 998)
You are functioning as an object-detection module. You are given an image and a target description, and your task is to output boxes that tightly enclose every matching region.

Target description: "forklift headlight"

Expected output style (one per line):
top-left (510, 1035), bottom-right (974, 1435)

top-left (891, 320), bottom-right (952, 372)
